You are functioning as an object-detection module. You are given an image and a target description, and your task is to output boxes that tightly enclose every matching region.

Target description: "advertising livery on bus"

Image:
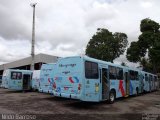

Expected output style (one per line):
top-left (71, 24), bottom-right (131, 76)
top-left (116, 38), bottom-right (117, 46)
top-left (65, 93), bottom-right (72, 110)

top-left (53, 56), bottom-right (158, 103)
top-left (39, 63), bottom-right (55, 93)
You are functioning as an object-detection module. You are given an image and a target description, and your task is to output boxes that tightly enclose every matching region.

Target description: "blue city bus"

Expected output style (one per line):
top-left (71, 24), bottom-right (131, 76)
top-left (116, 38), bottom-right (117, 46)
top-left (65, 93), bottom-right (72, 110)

top-left (53, 56), bottom-right (158, 103)
top-left (39, 63), bottom-right (55, 93)
top-left (5, 69), bottom-right (32, 90)
top-left (141, 72), bottom-right (158, 92)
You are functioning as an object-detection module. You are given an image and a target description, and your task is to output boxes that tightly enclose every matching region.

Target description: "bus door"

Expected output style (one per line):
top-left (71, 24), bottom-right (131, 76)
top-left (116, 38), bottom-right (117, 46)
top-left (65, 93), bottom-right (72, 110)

top-left (125, 72), bottom-right (129, 96)
top-left (23, 74), bottom-right (31, 90)
top-left (101, 68), bottom-right (109, 100)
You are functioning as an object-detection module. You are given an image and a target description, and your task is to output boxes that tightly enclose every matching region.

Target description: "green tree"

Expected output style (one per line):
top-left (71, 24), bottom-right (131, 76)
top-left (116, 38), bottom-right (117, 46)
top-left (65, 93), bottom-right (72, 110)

top-left (126, 18), bottom-right (160, 73)
top-left (85, 28), bottom-right (128, 62)
top-left (149, 38), bottom-right (160, 73)
top-left (126, 42), bottom-right (141, 62)
top-left (140, 18), bottom-right (160, 32)
top-left (139, 58), bottom-right (152, 72)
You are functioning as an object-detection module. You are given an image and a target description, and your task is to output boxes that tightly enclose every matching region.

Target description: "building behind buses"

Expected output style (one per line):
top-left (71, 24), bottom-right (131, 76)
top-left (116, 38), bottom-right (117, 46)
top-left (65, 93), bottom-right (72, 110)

top-left (0, 53), bottom-right (59, 76)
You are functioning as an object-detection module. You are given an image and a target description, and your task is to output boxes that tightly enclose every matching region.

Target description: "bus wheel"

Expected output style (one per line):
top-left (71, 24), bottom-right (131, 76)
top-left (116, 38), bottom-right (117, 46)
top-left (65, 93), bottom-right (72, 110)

top-left (109, 91), bottom-right (115, 104)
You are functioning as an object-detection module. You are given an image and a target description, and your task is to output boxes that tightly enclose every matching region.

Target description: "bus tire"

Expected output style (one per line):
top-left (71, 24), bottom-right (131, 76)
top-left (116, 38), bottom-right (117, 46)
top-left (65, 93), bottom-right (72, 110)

top-left (109, 90), bottom-right (116, 104)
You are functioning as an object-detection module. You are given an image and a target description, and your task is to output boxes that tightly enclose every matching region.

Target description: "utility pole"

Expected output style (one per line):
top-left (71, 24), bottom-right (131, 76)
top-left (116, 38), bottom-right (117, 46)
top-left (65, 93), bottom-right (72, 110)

top-left (30, 3), bottom-right (37, 71)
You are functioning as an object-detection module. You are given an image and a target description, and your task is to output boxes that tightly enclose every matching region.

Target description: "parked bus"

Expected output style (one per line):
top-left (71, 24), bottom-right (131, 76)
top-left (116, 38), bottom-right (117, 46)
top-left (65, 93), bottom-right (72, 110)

top-left (39, 63), bottom-right (55, 93)
top-left (4, 69), bottom-right (32, 91)
top-left (32, 70), bottom-right (40, 90)
top-left (53, 56), bottom-right (158, 103)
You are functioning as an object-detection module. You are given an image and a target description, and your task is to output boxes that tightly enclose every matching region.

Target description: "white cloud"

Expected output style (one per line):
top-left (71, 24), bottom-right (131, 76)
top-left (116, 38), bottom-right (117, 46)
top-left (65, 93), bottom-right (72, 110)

top-left (85, 1), bottom-right (118, 26)
top-left (0, 37), bottom-right (30, 63)
top-left (0, 0), bottom-right (160, 67)
top-left (140, 1), bottom-right (153, 8)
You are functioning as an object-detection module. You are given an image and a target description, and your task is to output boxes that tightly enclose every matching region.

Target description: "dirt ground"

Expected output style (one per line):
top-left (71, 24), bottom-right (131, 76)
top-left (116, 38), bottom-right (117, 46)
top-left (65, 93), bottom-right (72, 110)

top-left (0, 88), bottom-right (160, 120)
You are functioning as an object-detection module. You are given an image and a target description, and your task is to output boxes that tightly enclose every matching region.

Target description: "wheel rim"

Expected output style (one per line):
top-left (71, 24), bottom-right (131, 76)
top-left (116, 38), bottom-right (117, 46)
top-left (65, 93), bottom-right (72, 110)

top-left (110, 93), bottom-right (114, 102)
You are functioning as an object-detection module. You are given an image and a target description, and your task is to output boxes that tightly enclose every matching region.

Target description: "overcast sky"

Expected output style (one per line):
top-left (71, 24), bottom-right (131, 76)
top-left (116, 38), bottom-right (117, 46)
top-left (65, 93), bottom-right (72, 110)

top-left (0, 0), bottom-right (160, 67)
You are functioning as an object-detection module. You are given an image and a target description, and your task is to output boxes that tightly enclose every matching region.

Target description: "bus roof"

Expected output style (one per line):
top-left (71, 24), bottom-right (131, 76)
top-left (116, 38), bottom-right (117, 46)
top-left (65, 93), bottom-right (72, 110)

top-left (58, 55), bottom-right (140, 71)
top-left (5, 69), bottom-right (32, 73)
top-left (57, 55), bottom-right (157, 75)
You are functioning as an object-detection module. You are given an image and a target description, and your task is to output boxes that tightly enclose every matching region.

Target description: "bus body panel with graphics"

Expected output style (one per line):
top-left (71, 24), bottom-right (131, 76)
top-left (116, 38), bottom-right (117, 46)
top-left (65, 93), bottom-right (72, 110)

top-left (39, 63), bottom-right (55, 93)
top-left (53, 56), bottom-right (158, 102)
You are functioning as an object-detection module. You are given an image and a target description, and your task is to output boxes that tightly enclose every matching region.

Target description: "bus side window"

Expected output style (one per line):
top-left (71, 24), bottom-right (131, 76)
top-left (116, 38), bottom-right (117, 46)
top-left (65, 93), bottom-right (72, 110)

top-left (117, 67), bottom-right (123, 80)
top-left (109, 66), bottom-right (116, 80)
top-left (129, 70), bottom-right (135, 80)
top-left (85, 61), bottom-right (99, 79)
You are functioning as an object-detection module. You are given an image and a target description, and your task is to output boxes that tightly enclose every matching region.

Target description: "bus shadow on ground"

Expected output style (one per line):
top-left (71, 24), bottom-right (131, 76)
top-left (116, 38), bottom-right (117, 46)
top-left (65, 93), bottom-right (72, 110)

top-left (0, 88), bottom-right (39, 94)
top-left (44, 96), bottom-right (109, 110)
top-left (43, 94), bottom-right (140, 109)
top-left (0, 90), bottom-right (24, 94)
top-left (44, 96), bottom-right (75, 102)
top-left (63, 100), bottom-right (113, 110)
top-left (115, 92), bottom-right (155, 102)
top-left (48, 93), bottom-right (152, 110)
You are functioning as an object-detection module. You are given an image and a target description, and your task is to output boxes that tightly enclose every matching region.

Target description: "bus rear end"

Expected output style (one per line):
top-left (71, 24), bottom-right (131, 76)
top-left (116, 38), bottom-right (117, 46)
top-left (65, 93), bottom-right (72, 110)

top-left (39, 64), bottom-right (55, 93)
top-left (53, 56), bottom-right (83, 100)
top-left (8, 70), bottom-right (23, 90)
top-left (8, 70), bottom-right (32, 91)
